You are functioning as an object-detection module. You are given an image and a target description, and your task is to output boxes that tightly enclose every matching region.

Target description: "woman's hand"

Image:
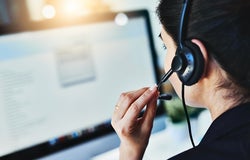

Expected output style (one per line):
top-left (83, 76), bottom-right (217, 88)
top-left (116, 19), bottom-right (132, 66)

top-left (111, 85), bottom-right (159, 160)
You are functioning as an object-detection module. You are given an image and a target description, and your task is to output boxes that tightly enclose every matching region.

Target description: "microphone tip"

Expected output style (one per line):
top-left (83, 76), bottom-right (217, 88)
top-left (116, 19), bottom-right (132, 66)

top-left (158, 94), bottom-right (172, 101)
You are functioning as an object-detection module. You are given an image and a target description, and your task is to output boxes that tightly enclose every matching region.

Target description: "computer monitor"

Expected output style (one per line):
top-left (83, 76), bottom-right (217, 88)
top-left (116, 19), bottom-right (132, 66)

top-left (0, 10), bottom-right (164, 160)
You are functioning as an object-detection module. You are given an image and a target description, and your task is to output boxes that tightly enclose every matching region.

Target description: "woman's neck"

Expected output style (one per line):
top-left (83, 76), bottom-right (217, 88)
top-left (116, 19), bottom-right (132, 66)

top-left (206, 88), bottom-right (237, 121)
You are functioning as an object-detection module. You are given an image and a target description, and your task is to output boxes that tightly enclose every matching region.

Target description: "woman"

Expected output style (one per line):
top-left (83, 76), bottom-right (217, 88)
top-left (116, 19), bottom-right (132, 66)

top-left (111, 0), bottom-right (250, 159)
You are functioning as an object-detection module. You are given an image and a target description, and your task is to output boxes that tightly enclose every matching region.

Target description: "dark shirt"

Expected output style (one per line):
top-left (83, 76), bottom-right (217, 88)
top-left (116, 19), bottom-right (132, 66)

top-left (169, 102), bottom-right (250, 160)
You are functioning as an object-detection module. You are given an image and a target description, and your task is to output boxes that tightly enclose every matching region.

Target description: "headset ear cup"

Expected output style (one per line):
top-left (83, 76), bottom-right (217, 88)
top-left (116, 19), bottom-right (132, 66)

top-left (182, 41), bottom-right (204, 85)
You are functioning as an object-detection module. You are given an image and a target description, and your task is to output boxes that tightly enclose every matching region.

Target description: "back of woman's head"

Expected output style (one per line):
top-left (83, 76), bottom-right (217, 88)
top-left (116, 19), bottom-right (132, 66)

top-left (157, 0), bottom-right (250, 104)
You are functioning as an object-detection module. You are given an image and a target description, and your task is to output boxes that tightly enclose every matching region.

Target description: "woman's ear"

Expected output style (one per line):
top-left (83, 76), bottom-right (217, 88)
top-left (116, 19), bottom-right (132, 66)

top-left (191, 39), bottom-right (209, 77)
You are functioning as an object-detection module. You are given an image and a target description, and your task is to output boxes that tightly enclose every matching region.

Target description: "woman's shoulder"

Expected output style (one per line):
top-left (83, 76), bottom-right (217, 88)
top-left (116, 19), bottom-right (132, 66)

top-left (168, 102), bottom-right (250, 160)
top-left (201, 102), bottom-right (250, 143)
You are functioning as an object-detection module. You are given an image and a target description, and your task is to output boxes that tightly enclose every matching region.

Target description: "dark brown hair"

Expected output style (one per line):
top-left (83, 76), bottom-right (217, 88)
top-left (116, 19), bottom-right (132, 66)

top-left (156, 0), bottom-right (250, 103)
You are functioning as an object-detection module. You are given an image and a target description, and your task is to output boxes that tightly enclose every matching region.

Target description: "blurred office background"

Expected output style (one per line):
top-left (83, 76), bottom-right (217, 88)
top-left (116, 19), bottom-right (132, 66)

top-left (0, 0), bottom-right (159, 22)
top-left (0, 0), bottom-right (170, 89)
top-left (0, 0), bottom-right (164, 55)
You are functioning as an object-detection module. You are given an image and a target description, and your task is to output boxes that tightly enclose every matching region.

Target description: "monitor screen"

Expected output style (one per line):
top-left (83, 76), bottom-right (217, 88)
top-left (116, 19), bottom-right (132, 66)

top-left (0, 10), bottom-right (163, 159)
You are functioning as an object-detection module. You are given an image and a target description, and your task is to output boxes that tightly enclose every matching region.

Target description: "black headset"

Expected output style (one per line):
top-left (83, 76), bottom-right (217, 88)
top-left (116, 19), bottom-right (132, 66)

top-left (173, 0), bottom-right (204, 86)
top-left (157, 0), bottom-right (204, 87)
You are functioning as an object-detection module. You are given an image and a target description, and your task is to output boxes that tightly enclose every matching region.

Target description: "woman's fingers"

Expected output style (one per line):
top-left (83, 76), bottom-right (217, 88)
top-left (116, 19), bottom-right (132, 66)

top-left (123, 85), bottom-right (158, 124)
top-left (112, 87), bottom-right (148, 122)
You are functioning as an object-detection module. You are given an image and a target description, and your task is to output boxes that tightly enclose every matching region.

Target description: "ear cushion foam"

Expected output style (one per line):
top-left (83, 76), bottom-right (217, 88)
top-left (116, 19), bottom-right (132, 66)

top-left (180, 41), bottom-right (205, 85)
